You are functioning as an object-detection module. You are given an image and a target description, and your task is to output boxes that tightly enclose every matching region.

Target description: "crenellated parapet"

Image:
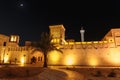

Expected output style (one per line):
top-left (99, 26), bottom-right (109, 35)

top-left (102, 28), bottom-right (120, 46)
top-left (49, 24), bottom-right (66, 44)
top-left (62, 41), bottom-right (115, 49)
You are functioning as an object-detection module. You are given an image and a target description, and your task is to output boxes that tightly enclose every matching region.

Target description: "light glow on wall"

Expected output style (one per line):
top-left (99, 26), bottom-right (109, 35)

top-left (106, 49), bottom-right (120, 65)
top-left (4, 55), bottom-right (9, 63)
top-left (48, 50), bottom-right (61, 63)
top-left (88, 56), bottom-right (98, 66)
top-left (64, 54), bottom-right (75, 65)
top-left (21, 57), bottom-right (25, 64)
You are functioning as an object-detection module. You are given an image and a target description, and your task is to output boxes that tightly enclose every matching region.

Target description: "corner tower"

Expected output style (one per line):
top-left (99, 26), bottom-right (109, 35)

top-left (49, 24), bottom-right (65, 44)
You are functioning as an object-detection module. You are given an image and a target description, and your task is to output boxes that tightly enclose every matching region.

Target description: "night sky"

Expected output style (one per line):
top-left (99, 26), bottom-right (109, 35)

top-left (0, 0), bottom-right (120, 45)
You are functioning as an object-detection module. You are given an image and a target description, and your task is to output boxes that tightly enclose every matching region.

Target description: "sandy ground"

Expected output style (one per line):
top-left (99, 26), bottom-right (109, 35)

top-left (65, 67), bottom-right (120, 80)
top-left (0, 66), bottom-right (44, 78)
top-left (0, 66), bottom-right (84, 80)
top-left (1, 65), bottom-right (120, 80)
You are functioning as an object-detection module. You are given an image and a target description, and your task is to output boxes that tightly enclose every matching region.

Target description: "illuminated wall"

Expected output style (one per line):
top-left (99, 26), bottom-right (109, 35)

top-left (47, 42), bottom-right (120, 66)
top-left (0, 34), bottom-right (44, 64)
top-left (1, 24), bottom-right (120, 67)
top-left (47, 25), bottom-right (120, 66)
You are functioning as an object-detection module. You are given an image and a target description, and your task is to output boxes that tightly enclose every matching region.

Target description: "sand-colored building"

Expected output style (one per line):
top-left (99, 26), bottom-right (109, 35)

top-left (48, 25), bottom-right (120, 66)
top-left (0, 34), bottom-right (44, 64)
top-left (1, 24), bottom-right (120, 66)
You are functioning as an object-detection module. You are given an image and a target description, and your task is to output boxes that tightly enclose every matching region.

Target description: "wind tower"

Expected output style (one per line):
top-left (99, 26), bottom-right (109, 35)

top-left (80, 27), bottom-right (85, 42)
top-left (49, 24), bottom-right (66, 45)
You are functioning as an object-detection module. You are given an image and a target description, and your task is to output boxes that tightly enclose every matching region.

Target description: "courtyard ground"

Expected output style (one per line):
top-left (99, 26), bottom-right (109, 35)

top-left (0, 64), bottom-right (120, 80)
top-left (64, 66), bottom-right (120, 80)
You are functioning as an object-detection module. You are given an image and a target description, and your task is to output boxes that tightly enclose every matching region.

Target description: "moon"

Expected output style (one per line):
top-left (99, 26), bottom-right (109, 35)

top-left (20, 3), bottom-right (23, 7)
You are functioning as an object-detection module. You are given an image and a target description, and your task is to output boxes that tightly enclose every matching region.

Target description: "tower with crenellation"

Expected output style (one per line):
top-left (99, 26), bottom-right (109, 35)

top-left (102, 28), bottom-right (120, 46)
top-left (49, 24), bottom-right (66, 45)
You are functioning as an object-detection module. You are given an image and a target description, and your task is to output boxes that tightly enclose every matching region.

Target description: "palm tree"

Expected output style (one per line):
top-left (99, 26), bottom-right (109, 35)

top-left (31, 32), bottom-right (62, 67)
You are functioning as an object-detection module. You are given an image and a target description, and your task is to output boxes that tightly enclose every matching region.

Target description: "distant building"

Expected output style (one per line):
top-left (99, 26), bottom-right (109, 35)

top-left (0, 34), bottom-right (44, 64)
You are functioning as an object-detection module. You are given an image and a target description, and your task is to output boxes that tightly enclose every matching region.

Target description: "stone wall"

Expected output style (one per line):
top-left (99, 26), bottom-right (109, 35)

top-left (47, 43), bottom-right (120, 66)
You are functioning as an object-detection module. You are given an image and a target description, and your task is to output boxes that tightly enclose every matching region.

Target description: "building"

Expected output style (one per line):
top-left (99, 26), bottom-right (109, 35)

top-left (0, 34), bottom-right (44, 64)
top-left (1, 24), bottom-right (120, 67)
top-left (48, 24), bottom-right (120, 66)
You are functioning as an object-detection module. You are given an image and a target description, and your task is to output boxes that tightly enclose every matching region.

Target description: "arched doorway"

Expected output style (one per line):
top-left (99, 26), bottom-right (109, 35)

top-left (30, 50), bottom-right (44, 65)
